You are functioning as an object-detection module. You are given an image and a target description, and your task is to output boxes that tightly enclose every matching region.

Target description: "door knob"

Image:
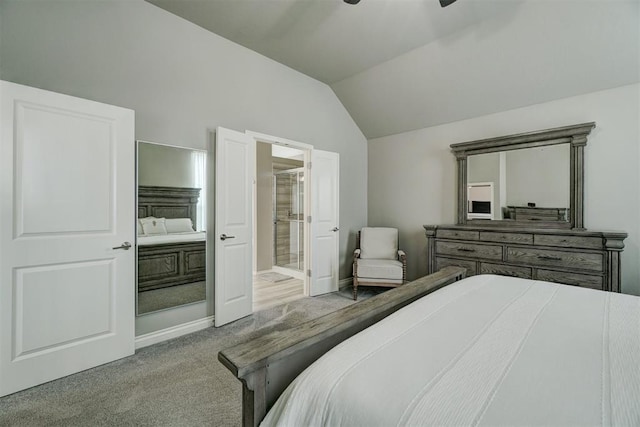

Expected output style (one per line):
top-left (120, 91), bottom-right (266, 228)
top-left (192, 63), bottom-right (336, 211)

top-left (220, 234), bottom-right (236, 241)
top-left (112, 241), bottom-right (132, 250)
top-left (331, 227), bottom-right (339, 232)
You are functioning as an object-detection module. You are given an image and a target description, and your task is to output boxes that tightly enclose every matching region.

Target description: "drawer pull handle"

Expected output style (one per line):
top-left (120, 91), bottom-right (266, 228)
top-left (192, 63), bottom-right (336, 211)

top-left (457, 248), bottom-right (476, 253)
top-left (538, 255), bottom-right (562, 261)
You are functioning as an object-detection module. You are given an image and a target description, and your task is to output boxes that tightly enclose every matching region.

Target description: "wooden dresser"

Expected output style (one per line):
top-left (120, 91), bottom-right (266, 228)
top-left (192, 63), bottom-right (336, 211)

top-left (424, 225), bottom-right (626, 292)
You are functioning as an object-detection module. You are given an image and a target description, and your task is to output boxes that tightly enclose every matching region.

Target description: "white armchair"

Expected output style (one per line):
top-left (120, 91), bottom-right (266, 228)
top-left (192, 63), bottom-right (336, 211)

top-left (352, 227), bottom-right (407, 300)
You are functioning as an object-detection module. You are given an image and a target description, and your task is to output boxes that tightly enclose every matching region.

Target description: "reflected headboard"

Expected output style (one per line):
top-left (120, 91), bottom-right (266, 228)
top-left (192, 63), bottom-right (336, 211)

top-left (137, 186), bottom-right (201, 225)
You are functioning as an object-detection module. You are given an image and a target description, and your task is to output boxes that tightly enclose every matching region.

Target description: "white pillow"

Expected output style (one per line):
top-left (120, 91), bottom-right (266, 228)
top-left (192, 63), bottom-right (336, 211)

top-left (140, 217), bottom-right (167, 235)
top-left (165, 218), bottom-right (195, 233)
top-left (137, 219), bottom-right (144, 235)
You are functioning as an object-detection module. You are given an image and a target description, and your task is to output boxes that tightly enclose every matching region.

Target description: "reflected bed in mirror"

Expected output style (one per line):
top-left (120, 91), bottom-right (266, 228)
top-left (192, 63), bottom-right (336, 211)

top-left (137, 141), bottom-right (207, 315)
top-left (467, 144), bottom-right (570, 222)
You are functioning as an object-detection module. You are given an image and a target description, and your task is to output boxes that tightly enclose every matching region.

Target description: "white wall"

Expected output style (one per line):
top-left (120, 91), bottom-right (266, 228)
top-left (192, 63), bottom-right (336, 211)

top-left (0, 0), bottom-right (368, 334)
top-left (368, 83), bottom-right (640, 296)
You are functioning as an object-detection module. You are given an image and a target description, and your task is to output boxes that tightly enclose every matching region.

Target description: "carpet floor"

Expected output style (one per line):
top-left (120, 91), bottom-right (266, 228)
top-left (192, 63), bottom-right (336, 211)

top-left (0, 287), bottom-right (383, 426)
top-left (138, 281), bottom-right (206, 315)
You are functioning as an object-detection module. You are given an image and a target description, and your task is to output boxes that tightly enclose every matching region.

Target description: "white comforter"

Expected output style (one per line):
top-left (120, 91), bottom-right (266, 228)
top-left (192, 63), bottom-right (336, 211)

top-left (137, 231), bottom-right (206, 246)
top-left (262, 275), bottom-right (640, 426)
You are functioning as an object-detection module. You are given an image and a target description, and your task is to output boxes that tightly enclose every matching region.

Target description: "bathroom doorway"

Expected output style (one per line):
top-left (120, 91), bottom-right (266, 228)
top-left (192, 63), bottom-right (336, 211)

top-left (253, 141), bottom-right (307, 311)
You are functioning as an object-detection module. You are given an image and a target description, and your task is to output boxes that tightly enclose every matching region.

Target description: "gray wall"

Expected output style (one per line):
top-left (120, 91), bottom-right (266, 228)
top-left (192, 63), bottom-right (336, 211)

top-left (138, 142), bottom-right (196, 188)
top-left (368, 84), bottom-right (640, 296)
top-left (0, 0), bottom-right (368, 334)
top-left (256, 142), bottom-right (273, 272)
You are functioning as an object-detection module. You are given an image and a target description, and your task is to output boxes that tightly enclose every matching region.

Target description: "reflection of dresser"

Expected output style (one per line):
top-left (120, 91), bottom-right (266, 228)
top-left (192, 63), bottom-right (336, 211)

top-left (505, 206), bottom-right (568, 221)
top-left (424, 225), bottom-right (626, 292)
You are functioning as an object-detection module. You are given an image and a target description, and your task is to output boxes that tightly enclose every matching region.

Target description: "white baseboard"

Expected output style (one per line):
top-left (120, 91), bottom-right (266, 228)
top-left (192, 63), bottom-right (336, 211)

top-left (135, 315), bottom-right (214, 350)
top-left (339, 277), bottom-right (353, 290)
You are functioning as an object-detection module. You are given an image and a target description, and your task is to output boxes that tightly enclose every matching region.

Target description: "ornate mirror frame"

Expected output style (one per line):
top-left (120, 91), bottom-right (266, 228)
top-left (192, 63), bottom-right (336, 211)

top-left (451, 122), bottom-right (595, 230)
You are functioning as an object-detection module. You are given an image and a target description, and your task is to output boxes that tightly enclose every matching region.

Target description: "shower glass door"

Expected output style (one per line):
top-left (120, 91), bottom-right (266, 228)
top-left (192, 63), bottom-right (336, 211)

top-left (274, 168), bottom-right (304, 271)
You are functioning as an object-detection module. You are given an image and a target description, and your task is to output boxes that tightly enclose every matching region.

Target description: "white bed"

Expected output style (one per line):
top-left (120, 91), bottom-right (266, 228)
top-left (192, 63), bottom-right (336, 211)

top-left (137, 231), bottom-right (206, 246)
top-left (262, 275), bottom-right (640, 426)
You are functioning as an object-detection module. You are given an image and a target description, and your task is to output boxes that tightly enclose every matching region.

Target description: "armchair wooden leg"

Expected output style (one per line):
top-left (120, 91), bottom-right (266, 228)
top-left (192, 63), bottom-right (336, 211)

top-left (353, 278), bottom-right (358, 301)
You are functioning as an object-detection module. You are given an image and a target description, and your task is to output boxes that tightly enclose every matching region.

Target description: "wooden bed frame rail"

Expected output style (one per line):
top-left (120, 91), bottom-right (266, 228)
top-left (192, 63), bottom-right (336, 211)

top-left (218, 266), bottom-right (466, 427)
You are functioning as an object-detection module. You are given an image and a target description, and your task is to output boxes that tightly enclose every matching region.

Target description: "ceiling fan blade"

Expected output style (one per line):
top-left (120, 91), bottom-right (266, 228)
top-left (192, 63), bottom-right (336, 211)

top-left (345, 0), bottom-right (455, 7)
top-left (439, 0), bottom-right (457, 7)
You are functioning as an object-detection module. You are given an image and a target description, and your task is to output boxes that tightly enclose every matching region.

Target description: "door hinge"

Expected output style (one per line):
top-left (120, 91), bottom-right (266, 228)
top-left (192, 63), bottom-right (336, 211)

top-left (307, 215), bottom-right (312, 223)
top-left (307, 162), bottom-right (312, 170)
top-left (307, 269), bottom-right (312, 277)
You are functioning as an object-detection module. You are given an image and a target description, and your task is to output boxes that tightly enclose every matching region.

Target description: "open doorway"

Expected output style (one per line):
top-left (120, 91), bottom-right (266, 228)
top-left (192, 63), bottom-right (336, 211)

top-left (214, 127), bottom-right (339, 326)
top-left (253, 141), bottom-right (308, 312)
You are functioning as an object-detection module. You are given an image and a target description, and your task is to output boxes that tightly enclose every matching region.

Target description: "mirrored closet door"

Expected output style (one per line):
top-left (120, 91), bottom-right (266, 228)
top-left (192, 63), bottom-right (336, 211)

top-left (136, 141), bottom-right (207, 315)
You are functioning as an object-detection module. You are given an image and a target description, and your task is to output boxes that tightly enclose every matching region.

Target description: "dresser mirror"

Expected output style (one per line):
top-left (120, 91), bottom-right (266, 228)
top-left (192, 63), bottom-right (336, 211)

top-left (467, 144), bottom-right (570, 222)
top-left (136, 141), bottom-right (207, 315)
top-left (451, 122), bottom-right (595, 230)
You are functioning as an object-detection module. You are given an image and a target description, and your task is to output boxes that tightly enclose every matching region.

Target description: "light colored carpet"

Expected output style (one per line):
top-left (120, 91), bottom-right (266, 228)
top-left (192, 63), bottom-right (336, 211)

top-left (138, 281), bottom-right (206, 314)
top-left (0, 287), bottom-right (381, 426)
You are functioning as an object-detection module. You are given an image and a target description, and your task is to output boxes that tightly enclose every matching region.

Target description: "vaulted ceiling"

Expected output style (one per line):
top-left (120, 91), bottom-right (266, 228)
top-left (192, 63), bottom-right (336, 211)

top-left (147, 0), bottom-right (521, 84)
top-left (147, 0), bottom-right (639, 139)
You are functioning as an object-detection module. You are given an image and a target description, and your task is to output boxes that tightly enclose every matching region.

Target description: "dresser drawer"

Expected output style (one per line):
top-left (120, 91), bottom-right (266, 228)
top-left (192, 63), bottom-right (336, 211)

top-left (506, 247), bottom-right (603, 272)
top-left (436, 241), bottom-right (502, 261)
top-left (436, 229), bottom-right (479, 240)
top-left (534, 234), bottom-right (602, 250)
top-left (480, 263), bottom-right (532, 279)
top-left (480, 231), bottom-right (533, 245)
top-left (436, 257), bottom-right (477, 276)
top-left (536, 269), bottom-right (603, 290)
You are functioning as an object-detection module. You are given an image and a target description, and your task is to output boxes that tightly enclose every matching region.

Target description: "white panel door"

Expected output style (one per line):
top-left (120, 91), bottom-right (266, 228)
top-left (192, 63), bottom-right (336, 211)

top-left (0, 81), bottom-right (135, 397)
top-left (214, 127), bottom-right (255, 327)
top-left (310, 150), bottom-right (339, 296)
